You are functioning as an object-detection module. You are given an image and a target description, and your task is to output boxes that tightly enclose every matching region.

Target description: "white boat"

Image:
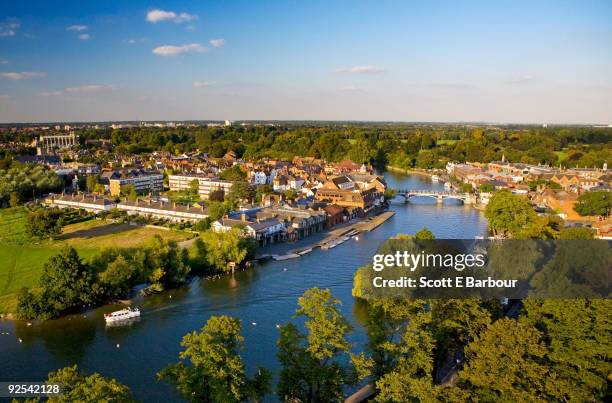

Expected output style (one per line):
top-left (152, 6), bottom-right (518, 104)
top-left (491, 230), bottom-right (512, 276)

top-left (444, 182), bottom-right (452, 190)
top-left (431, 175), bottom-right (439, 183)
top-left (298, 248), bottom-right (312, 255)
top-left (104, 307), bottom-right (140, 323)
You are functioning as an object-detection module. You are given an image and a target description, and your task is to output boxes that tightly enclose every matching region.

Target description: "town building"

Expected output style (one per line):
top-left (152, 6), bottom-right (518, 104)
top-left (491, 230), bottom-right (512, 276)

top-left (109, 170), bottom-right (164, 196)
top-left (117, 199), bottom-right (208, 222)
top-left (168, 174), bottom-right (234, 199)
top-left (45, 193), bottom-right (117, 212)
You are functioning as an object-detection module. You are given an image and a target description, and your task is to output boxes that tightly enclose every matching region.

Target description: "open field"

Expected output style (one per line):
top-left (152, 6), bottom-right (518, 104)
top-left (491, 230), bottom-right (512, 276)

top-left (0, 208), bottom-right (193, 314)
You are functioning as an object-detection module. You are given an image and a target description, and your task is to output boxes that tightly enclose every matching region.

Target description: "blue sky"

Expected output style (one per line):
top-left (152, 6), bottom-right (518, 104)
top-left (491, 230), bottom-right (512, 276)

top-left (0, 0), bottom-right (611, 123)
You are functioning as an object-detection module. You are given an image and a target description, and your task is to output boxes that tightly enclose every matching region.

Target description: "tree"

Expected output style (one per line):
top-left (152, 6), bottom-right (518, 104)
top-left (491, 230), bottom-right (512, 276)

top-left (26, 208), bottom-right (64, 239)
top-left (9, 191), bottom-right (20, 207)
top-left (415, 227), bottom-right (435, 240)
top-left (143, 236), bottom-right (190, 294)
top-left (521, 299), bottom-right (611, 401)
top-left (574, 191), bottom-right (611, 217)
top-left (120, 184), bottom-right (138, 201)
top-left (277, 288), bottom-right (352, 402)
top-left (98, 255), bottom-right (138, 299)
top-left (255, 184), bottom-right (274, 202)
top-left (159, 315), bottom-right (270, 402)
top-left (558, 226), bottom-right (595, 239)
top-left (219, 165), bottom-right (247, 182)
top-left (86, 175), bottom-right (100, 193)
top-left (228, 182), bottom-right (255, 204)
top-left (449, 318), bottom-right (553, 402)
top-left (17, 248), bottom-right (97, 319)
top-left (459, 182), bottom-right (473, 193)
top-left (478, 183), bottom-right (494, 193)
top-left (32, 365), bottom-right (134, 403)
top-left (283, 188), bottom-right (297, 200)
top-left (188, 179), bottom-right (200, 195)
top-left (484, 190), bottom-right (536, 237)
top-left (207, 201), bottom-right (231, 220)
top-left (374, 302), bottom-right (438, 402)
top-left (201, 228), bottom-right (256, 273)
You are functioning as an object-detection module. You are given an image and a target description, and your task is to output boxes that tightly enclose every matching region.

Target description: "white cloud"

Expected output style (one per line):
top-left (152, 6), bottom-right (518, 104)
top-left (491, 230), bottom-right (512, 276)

top-left (39, 84), bottom-right (114, 96)
top-left (152, 43), bottom-right (207, 56)
top-left (146, 9), bottom-right (197, 24)
top-left (66, 25), bottom-right (87, 31)
top-left (209, 39), bottom-right (225, 48)
top-left (1, 71), bottom-right (47, 80)
top-left (0, 22), bottom-right (19, 37)
top-left (0, 60), bottom-right (8, 64)
top-left (193, 81), bottom-right (215, 88)
top-left (79, 33), bottom-right (91, 40)
top-left (336, 65), bottom-right (385, 74)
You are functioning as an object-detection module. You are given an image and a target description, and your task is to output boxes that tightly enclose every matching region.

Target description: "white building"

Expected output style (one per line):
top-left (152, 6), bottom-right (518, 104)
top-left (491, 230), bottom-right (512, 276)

top-left (168, 174), bottom-right (234, 199)
top-left (117, 199), bottom-right (208, 222)
top-left (250, 171), bottom-right (267, 185)
top-left (45, 193), bottom-right (117, 212)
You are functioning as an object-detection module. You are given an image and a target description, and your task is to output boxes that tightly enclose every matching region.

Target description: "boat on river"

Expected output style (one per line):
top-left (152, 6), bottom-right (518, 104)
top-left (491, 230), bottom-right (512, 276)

top-left (273, 253), bottom-right (300, 261)
top-left (104, 307), bottom-right (140, 324)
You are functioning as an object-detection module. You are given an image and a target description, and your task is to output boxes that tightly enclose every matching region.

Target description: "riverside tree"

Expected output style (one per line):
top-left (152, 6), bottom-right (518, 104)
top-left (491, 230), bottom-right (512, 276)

top-left (158, 315), bottom-right (271, 402)
top-left (201, 228), bottom-right (257, 273)
top-left (484, 190), bottom-right (535, 237)
top-left (36, 365), bottom-right (134, 403)
top-left (277, 288), bottom-right (353, 402)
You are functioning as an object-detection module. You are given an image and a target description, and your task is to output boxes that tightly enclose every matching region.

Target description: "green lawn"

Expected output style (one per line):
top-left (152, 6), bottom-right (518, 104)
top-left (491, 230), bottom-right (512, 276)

top-left (0, 207), bottom-right (193, 314)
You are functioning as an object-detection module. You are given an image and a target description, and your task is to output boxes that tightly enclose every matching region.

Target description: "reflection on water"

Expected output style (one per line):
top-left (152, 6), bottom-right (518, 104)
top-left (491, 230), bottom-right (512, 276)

top-left (0, 173), bottom-right (488, 401)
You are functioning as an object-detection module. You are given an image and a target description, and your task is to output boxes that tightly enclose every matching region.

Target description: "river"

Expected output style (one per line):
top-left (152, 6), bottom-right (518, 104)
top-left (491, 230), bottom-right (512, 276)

top-left (0, 172), bottom-right (488, 401)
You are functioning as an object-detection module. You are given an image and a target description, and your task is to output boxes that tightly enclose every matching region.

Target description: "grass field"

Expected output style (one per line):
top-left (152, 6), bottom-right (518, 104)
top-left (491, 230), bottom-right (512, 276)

top-left (0, 207), bottom-right (193, 314)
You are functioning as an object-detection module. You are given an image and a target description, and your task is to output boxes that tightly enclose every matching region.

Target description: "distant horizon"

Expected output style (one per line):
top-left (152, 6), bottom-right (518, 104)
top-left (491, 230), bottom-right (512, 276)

top-left (1, 118), bottom-right (611, 127)
top-left (1, 0), bottom-right (611, 123)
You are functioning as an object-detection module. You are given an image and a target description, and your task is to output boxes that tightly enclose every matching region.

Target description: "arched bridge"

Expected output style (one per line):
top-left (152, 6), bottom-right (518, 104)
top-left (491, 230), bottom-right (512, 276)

top-left (395, 189), bottom-right (475, 204)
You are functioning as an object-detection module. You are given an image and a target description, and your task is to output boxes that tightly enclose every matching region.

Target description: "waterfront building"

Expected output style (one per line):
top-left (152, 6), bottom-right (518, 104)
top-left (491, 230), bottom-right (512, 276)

top-left (212, 215), bottom-right (285, 245)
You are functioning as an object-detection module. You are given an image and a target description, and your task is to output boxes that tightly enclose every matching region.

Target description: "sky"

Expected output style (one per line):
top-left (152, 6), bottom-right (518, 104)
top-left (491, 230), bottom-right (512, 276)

top-left (0, 0), bottom-right (611, 123)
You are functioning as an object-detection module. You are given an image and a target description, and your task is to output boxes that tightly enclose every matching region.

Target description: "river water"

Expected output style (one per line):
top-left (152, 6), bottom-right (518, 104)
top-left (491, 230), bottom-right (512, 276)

top-left (0, 172), bottom-right (488, 401)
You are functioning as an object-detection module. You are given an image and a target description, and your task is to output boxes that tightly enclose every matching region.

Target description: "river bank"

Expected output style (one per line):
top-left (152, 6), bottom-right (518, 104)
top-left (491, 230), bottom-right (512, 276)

top-left (0, 172), bottom-right (488, 402)
top-left (386, 165), bottom-right (437, 178)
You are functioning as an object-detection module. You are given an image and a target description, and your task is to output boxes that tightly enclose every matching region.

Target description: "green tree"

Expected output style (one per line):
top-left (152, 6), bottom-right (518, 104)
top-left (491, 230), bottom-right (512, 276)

top-left (26, 207), bottom-right (64, 239)
top-left (414, 227), bottom-right (435, 240)
top-left (143, 236), bottom-right (190, 294)
top-left (120, 184), bottom-right (138, 201)
top-left (17, 248), bottom-right (98, 319)
top-left (374, 303), bottom-right (438, 402)
top-left (484, 190), bottom-right (536, 237)
top-left (558, 226), bottom-right (595, 239)
top-left (86, 175), bottom-right (100, 193)
top-left (255, 184), bottom-right (274, 202)
top-left (450, 318), bottom-right (553, 402)
top-left (9, 191), bottom-right (20, 207)
top-left (201, 228), bottom-right (256, 273)
top-left (478, 183), bottom-right (494, 193)
top-left (159, 315), bottom-right (270, 402)
top-left (37, 365), bottom-right (133, 403)
top-left (277, 288), bottom-right (352, 402)
top-left (207, 201), bottom-right (231, 220)
top-left (574, 191), bottom-right (611, 217)
top-left (521, 299), bottom-right (611, 401)
top-left (219, 165), bottom-right (247, 182)
top-left (228, 182), bottom-right (256, 204)
top-left (98, 255), bottom-right (138, 299)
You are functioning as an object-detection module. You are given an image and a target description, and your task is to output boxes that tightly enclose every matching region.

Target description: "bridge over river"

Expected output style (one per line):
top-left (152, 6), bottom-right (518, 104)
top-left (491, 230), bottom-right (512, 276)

top-left (395, 189), bottom-right (477, 204)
